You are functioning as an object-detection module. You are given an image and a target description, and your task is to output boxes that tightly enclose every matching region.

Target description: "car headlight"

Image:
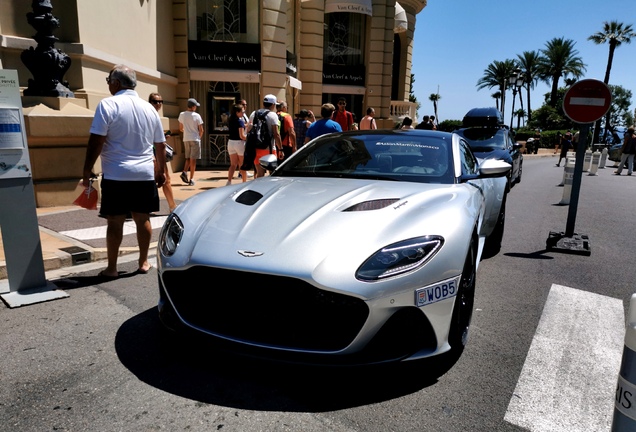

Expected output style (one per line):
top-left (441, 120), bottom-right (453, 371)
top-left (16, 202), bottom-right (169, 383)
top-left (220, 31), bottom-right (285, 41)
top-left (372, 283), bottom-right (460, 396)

top-left (159, 213), bottom-right (184, 257)
top-left (356, 236), bottom-right (444, 281)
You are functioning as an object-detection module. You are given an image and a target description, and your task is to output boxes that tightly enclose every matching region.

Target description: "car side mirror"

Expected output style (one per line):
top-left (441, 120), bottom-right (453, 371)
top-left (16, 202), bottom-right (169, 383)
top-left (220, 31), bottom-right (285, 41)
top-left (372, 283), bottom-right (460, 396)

top-left (478, 159), bottom-right (511, 177)
top-left (259, 154), bottom-right (278, 173)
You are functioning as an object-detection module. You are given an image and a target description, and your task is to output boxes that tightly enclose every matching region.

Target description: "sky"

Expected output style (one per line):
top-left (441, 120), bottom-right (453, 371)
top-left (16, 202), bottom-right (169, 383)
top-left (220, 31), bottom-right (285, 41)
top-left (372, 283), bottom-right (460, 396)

top-left (411, 0), bottom-right (636, 124)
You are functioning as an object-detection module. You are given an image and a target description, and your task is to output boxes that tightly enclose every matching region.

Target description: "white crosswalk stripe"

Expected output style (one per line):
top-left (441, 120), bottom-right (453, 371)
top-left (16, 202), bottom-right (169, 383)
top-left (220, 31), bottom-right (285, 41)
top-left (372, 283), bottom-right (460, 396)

top-left (504, 284), bottom-right (624, 431)
top-left (60, 216), bottom-right (168, 241)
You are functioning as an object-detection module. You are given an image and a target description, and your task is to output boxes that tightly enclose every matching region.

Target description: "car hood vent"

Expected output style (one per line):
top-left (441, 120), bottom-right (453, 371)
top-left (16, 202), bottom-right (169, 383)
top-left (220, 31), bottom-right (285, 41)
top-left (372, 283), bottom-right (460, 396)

top-left (343, 199), bottom-right (400, 212)
top-left (236, 190), bottom-right (263, 206)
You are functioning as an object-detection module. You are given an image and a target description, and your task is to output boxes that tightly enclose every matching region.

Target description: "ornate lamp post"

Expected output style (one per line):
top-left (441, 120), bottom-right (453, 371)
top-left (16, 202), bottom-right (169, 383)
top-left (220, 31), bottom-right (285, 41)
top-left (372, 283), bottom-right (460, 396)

top-left (21, 0), bottom-right (74, 97)
top-left (508, 69), bottom-right (524, 130)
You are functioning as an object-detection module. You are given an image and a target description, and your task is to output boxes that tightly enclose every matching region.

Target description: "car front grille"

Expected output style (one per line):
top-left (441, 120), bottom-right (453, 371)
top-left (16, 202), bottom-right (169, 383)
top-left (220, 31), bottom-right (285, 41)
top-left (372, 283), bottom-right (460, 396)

top-left (161, 266), bottom-right (369, 352)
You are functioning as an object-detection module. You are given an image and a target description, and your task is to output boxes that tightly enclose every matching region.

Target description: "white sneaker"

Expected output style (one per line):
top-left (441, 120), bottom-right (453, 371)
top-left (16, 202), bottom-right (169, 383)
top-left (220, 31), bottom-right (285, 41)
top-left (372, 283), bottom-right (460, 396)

top-left (226, 180), bottom-right (231, 186)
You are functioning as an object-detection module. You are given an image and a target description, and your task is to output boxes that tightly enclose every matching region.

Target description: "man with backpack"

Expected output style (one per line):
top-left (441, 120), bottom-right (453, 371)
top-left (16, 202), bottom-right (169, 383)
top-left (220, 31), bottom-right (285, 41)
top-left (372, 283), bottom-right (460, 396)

top-left (276, 100), bottom-right (296, 162)
top-left (332, 97), bottom-right (354, 131)
top-left (245, 94), bottom-right (282, 178)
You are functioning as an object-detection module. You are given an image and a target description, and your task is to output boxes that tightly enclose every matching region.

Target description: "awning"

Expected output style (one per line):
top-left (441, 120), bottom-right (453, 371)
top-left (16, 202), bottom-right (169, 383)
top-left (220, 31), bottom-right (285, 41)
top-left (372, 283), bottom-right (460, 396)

top-left (325, 0), bottom-right (372, 16)
top-left (189, 68), bottom-right (260, 83)
top-left (394, 2), bottom-right (408, 33)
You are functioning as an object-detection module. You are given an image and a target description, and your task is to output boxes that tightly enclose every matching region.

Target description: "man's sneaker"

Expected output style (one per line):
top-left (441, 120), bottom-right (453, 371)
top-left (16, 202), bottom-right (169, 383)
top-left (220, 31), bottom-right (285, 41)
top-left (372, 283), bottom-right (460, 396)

top-left (180, 172), bottom-right (188, 183)
top-left (189, 180), bottom-right (196, 186)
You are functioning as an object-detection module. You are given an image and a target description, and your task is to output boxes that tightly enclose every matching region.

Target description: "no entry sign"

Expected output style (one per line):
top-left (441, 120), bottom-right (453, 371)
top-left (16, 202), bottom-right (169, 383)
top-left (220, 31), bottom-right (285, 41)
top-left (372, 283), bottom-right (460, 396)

top-left (562, 79), bottom-right (612, 124)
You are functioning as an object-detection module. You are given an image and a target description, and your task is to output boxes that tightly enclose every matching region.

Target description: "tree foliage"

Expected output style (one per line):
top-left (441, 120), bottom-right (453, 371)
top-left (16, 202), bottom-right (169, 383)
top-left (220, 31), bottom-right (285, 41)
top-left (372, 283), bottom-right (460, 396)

top-left (537, 37), bottom-right (586, 107)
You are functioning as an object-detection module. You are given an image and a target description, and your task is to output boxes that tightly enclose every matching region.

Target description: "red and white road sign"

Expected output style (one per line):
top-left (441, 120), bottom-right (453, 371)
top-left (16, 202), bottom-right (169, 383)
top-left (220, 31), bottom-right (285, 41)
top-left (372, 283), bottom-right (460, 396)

top-left (562, 79), bottom-right (612, 124)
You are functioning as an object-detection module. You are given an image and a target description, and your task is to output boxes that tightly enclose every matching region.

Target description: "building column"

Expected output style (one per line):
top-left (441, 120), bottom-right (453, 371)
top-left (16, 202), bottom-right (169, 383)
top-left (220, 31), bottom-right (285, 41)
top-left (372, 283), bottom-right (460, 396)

top-left (368, 1), bottom-right (395, 128)
top-left (261, 0), bottom-right (288, 102)
top-left (298, 1), bottom-right (325, 114)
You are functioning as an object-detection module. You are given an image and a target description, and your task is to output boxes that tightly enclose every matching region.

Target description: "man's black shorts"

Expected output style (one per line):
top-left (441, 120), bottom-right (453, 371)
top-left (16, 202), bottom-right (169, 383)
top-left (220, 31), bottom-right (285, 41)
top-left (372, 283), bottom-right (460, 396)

top-left (99, 178), bottom-right (159, 216)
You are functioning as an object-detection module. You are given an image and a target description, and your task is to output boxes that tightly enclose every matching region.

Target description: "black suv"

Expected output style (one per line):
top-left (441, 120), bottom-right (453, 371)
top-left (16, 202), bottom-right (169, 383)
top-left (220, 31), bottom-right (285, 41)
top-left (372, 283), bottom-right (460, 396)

top-left (455, 108), bottom-right (523, 191)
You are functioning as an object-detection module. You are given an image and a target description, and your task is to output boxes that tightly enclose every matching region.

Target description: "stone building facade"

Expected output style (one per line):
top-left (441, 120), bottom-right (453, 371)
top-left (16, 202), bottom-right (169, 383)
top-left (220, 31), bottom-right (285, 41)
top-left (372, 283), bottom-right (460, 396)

top-left (0, 0), bottom-right (426, 205)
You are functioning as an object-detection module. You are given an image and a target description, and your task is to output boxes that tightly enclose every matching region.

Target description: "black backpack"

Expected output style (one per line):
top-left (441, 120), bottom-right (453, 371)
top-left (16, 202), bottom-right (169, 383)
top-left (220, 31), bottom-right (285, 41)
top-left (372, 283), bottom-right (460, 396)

top-left (247, 109), bottom-right (273, 150)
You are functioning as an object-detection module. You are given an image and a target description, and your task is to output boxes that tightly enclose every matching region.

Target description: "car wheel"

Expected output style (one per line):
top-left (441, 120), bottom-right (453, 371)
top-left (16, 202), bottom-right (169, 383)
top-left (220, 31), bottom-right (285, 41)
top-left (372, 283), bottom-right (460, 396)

top-left (448, 241), bottom-right (477, 353)
top-left (483, 193), bottom-right (506, 258)
top-left (516, 160), bottom-right (522, 184)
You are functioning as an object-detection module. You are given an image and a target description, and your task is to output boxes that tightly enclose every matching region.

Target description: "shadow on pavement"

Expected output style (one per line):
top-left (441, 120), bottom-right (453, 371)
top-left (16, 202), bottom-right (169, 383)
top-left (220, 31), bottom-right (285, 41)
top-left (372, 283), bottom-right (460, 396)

top-left (114, 308), bottom-right (447, 412)
top-left (51, 270), bottom-right (139, 290)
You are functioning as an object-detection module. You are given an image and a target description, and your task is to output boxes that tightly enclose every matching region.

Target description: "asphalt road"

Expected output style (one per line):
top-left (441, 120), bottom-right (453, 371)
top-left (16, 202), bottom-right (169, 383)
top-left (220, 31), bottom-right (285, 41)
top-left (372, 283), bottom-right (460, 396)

top-left (1, 156), bottom-right (634, 431)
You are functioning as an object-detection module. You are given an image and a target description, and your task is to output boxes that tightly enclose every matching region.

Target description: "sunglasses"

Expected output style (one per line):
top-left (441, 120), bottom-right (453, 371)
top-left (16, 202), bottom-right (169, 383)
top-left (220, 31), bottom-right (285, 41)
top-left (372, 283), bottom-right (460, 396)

top-left (151, 100), bottom-right (164, 105)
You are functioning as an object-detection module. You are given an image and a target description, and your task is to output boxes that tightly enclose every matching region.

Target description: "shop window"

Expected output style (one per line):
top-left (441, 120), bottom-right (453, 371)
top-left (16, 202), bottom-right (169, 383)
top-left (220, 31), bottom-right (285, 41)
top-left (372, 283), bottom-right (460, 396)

top-left (189, 0), bottom-right (259, 43)
top-left (323, 12), bottom-right (366, 66)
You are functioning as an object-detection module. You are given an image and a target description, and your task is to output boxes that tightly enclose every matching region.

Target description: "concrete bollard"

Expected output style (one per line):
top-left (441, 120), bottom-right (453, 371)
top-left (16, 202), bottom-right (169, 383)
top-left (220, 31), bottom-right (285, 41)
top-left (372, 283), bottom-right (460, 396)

top-left (559, 158), bottom-right (575, 204)
top-left (612, 294), bottom-right (636, 431)
top-left (583, 148), bottom-right (593, 171)
top-left (589, 150), bottom-right (601, 176)
top-left (559, 157), bottom-right (575, 187)
top-left (600, 147), bottom-right (608, 169)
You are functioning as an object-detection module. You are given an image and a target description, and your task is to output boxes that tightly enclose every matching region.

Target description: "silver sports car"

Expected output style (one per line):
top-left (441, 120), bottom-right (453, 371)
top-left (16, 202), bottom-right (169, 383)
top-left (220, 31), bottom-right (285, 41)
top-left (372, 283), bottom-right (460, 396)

top-left (158, 130), bottom-right (510, 367)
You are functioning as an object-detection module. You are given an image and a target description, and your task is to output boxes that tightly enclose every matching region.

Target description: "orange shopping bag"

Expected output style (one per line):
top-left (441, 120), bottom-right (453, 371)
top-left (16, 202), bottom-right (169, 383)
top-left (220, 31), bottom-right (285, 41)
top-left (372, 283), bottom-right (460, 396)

top-left (73, 180), bottom-right (98, 210)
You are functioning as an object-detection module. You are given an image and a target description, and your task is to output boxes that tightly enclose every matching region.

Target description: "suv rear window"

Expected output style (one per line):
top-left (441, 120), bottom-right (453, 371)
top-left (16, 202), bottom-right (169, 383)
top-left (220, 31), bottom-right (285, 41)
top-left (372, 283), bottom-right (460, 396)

top-left (456, 128), bottom-right (506, 152)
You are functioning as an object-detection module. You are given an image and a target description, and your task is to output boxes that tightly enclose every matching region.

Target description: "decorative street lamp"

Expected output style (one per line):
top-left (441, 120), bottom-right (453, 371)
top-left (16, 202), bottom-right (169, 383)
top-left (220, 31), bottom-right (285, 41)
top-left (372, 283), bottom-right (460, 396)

top-left (508, 69), bottom-right (524, 130)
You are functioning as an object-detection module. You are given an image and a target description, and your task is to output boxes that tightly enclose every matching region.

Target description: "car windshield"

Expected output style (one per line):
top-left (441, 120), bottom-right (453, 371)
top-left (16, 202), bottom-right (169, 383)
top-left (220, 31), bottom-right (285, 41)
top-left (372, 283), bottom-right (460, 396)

top-left (457, 128), bottom-right (506, 152)
top-left (273, 131), bottom-right (455, 184)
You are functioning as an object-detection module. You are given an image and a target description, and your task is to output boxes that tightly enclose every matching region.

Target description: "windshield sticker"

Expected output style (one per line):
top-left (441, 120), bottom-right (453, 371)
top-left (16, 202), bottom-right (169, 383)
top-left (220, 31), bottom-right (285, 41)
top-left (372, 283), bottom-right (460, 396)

top-left (376, 141), bottom-right (444, 150)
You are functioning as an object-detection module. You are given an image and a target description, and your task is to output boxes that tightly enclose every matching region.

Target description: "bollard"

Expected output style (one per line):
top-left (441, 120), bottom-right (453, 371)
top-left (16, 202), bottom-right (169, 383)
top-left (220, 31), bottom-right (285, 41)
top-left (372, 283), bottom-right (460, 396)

top-left (600, 147), bottom-right (609, 169)
top-left (612, 294), bottom-right (636, 431)
top-left (589, 150), bottom-right (601, 176)
top-left (559, 157), bottom-right (575, 204)
top-left (583, 148), bottom-right (593, 171)
top-left (559, 156), bottom-right (575, 187)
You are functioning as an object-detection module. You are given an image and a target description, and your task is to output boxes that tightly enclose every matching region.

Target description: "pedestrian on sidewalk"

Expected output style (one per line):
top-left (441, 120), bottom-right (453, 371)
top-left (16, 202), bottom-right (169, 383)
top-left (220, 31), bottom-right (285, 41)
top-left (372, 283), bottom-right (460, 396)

top-left (178, 98), bottom-right (204, 186)
top-left (247, 94), bottom-right (282, 178)
top-left (614, 126), bottom-right (636, 176)
top-left (359, 107), bottom-right (377, 130)
top-left (332, 97), bottom-right (354, 131)
top-left (276, 100), bottom-right (296, 162)
top-left (82, 64), bottom-right (166, 278)
top-left (149, 92), bottom-right (177, 211)
top-left (304, 103), bottom-right (342, 145)
top-left (556, 131), bottom-right (572, 167)
top-left (227, 103), bottom-right (247, 185)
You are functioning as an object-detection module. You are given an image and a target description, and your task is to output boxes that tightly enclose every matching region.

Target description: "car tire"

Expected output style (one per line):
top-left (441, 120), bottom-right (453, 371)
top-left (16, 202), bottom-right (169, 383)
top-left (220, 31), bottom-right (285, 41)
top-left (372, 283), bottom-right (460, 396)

top-left (448, 240), bottom-right (477, 353)
top-left (483, 193), bottom-right (506, 258)
top-left (516, 161), bottom-right (522, 184)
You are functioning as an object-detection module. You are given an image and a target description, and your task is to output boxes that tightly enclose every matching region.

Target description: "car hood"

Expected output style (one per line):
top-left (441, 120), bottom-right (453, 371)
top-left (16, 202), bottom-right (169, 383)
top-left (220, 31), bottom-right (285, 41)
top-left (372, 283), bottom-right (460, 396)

top-left (168, 176), bottom-right (478, 292)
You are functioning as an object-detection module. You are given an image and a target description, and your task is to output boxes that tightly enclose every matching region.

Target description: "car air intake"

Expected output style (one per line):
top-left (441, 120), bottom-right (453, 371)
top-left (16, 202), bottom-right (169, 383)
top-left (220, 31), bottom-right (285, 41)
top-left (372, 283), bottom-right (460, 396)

top-left (343, 199), bottom-right (400, 212)
top-left (235, 190), bottom-right (263, 205)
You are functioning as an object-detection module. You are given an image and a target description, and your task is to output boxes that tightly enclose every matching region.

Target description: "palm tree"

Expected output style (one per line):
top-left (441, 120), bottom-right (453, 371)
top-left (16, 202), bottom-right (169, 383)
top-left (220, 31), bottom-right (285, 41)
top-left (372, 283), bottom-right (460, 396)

top-left (588, 21), bottom-right (636, 143)
top-left (429, 93), bottom-right (441, 123)
top-left (491, 91), bottom-right (501, 110)
top-left (537, 37), bottom-right (586, 107)
top-left (514, 108), bottom-right (527, 129)
top-left (477, 59), bottom-right (517, 118)
top-left (517, 51), bottom-right (541, 123)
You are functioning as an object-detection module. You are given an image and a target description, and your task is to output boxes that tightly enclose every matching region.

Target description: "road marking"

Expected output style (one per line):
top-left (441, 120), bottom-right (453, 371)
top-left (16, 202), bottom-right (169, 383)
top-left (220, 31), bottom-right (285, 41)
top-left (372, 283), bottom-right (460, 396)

top-left (60, 216), bottom-right (168, 240)
top-left (504, 284), bottom-right (624, 431)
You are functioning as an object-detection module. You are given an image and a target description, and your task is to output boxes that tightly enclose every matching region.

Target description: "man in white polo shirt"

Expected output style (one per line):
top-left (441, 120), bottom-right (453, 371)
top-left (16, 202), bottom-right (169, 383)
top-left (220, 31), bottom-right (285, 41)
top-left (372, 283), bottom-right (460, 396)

top-left (82, 64), bottom-right (166, 278)
top-left (178, 98), bottom-right (204, 185)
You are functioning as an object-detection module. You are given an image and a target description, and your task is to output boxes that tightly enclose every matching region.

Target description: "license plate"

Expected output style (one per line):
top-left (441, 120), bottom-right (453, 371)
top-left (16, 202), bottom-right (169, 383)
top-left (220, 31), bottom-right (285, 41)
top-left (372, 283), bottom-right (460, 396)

top-left (415, 276), bottom-right (460, 307)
